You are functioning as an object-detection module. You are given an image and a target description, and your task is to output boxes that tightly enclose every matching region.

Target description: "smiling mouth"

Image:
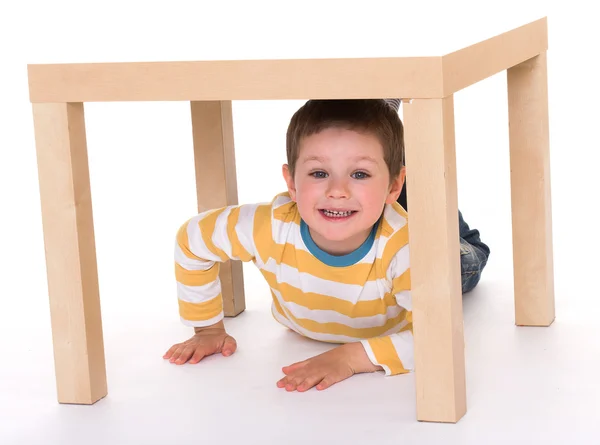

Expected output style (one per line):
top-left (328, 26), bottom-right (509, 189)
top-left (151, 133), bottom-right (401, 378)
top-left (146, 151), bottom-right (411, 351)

top-left (319, 209), bottom-right (357, 218)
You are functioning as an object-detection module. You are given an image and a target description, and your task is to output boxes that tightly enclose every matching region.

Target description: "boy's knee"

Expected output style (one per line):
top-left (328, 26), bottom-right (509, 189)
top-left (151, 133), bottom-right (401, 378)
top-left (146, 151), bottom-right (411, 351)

top-left (459, 240), bottom-right (489, 293)
top-left (462, 273), bottom-right (480, 293)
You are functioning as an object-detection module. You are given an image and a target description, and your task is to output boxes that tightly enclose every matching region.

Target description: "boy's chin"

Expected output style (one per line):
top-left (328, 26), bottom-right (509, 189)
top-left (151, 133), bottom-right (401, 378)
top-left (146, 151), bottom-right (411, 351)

top-left (316, 227), bottom-right (366, 243)
top-left (321, 233), bottom-right (352, 243)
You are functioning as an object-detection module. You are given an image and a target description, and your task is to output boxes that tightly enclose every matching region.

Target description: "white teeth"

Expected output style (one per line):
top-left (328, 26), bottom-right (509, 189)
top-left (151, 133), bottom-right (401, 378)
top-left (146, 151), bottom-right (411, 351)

top-left (323, 209), bottom-right (353, 217)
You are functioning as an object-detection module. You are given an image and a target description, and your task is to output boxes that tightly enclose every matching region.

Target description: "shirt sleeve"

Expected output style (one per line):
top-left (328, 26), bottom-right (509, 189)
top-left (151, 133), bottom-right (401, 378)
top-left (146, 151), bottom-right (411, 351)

top-left (174, 203), bottom-right (260, 327)
top-left (360, 244), bottom-right (414, 376)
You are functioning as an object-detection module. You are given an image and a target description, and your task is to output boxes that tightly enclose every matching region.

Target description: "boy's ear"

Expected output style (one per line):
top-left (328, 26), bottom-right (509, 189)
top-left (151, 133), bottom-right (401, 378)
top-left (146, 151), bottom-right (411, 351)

top-left (385, 166), bottom-right (406, 205)
top-left (282, 164), bottom-right (297, 201)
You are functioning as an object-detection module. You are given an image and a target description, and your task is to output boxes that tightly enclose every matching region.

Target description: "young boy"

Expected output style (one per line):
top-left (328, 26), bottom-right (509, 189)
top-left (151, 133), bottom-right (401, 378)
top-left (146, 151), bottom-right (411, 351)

top-left (163, 99), bottom-right (487, 392)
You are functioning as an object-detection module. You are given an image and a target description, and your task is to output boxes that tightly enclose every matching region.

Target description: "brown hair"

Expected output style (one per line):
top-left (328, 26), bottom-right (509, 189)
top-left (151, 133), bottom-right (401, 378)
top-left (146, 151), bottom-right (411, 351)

top-left (285, 99), bottom-right (405, 181)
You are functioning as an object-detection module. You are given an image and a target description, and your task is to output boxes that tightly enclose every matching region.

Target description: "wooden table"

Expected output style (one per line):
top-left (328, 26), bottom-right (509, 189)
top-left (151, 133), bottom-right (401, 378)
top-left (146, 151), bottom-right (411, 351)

top-left (27, 15), bottom-right (554, 423)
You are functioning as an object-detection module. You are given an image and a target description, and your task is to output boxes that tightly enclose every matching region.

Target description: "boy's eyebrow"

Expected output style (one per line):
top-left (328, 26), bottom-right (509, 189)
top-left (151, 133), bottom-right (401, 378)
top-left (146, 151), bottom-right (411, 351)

top-left (302, 155), bottom-right (328, 163)
top-left (352, 156), bottom-right (378, 164)
top-left (302, 155), bottom-right (378, 164)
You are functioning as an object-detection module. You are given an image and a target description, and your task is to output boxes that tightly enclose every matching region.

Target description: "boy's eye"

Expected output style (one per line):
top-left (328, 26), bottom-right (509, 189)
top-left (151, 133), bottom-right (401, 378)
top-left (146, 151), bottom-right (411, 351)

top-left (310, 171), bottom-right (328, 179)
top-left (352, 171), bottom-right (370, 180)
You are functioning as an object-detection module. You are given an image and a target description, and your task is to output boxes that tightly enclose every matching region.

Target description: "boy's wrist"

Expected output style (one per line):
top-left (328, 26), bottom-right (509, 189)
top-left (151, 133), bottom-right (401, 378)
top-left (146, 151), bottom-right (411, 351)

top-left (344, 342), bottom-right (383, 374)
top-left (194, 320), bottom-right (226, 334)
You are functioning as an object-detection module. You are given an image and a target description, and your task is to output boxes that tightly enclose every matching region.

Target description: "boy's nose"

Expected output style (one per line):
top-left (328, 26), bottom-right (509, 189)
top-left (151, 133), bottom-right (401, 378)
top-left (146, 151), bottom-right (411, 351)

top-left (326, 179), bottom-right (350, 198)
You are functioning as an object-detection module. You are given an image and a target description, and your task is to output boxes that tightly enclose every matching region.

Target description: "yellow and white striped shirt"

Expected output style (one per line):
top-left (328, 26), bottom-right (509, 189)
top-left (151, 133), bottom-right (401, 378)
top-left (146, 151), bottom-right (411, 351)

top-left (174, 192), bottom-right (413, 375)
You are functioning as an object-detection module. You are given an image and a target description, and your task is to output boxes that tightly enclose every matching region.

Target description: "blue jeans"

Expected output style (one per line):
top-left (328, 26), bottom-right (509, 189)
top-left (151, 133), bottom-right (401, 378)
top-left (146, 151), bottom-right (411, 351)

top-left (396, 187), bottom-right (490, 294)
top-left (387, 98), bottom-right (490, 293)
top-left (458, 211), bottom-right (490, 293)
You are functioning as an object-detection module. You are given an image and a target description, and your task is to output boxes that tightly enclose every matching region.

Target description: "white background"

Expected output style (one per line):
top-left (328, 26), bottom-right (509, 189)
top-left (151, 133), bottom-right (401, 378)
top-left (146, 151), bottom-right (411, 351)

top-left (1, 1), bottom-right (599, 444)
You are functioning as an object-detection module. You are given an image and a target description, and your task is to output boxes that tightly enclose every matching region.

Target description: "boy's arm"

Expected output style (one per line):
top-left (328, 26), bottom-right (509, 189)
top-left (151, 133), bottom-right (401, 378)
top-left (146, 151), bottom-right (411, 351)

top-left (175, 203), bottom-right (260, 327)
top-left (359, 322), bottom-right (413, 376)
top-left (360, 250), bottom-right (414, 376)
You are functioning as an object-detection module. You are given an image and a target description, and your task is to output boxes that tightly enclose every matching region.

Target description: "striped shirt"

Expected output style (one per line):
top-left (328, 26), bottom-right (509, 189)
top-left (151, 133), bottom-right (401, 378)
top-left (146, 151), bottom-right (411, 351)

top-left (174, 192), bottom-right (413, 375)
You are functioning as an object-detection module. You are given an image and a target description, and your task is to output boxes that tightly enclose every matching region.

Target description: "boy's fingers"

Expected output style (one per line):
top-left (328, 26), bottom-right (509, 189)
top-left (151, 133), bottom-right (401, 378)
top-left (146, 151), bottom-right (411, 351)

top-left (296, 378), bottom-right (312, 392)
top-left (297, 374), bottom-right (322, 392)
top-left (278, 370), bottom-right (329, 392)
top-left (175, 346), bottom-right (195, 364)
top-left (189, 347), bottom-right (207, 364)
top-left (284, 374), bottom-right (307, 392)
top-left (282, 360), bottom-right (306, 374)
top-left (184, 345), bottom-right (201, 363)
top-left (163, 345), bottom-right (177, 359)
top-left (276, 374), bottom-right (296, 390)
top-left (316, 375), bottom-right (336, 391)
top-left (169, 348), bottom-right (182, 364)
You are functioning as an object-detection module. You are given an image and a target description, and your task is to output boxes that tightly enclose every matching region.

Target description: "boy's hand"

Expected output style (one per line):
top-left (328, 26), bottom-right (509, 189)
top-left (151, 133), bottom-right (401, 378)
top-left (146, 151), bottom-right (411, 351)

top-left (277, 342), bottom-right (382, 392)
top-left (163, 321), bottom-right (237, 365)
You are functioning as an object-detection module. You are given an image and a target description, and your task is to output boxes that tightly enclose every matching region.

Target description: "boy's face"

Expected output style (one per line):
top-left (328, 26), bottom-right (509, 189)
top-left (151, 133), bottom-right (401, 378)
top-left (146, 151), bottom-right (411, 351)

top-left (282, 127), bottom-right (405, 256)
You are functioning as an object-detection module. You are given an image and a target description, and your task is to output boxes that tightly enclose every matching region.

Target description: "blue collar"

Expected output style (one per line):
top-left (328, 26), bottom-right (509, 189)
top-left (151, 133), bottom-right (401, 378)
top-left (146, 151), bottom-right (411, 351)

top-left (300, 219), bottom-right (378, 267)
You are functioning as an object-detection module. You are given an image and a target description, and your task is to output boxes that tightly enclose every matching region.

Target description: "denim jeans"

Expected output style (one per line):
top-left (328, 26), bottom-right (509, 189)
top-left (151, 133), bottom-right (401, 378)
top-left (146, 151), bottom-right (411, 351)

top-left (458, 211), bottom-right (490, 293)
top-left (396, 186), bottom-right (490, 294)
top-left (385, 98), bottom-right (490, 293)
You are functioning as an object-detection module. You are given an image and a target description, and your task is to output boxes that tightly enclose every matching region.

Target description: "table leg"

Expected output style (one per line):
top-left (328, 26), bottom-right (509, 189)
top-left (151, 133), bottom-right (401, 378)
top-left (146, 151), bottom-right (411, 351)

top-left (190, 101), bottom-right (245, 317)
top-left (32, 102), bottom-right (107, 404)
top-left (402, 96), bottom-right (467, 423)
top-left (507, 52), bottom-right (555, 326)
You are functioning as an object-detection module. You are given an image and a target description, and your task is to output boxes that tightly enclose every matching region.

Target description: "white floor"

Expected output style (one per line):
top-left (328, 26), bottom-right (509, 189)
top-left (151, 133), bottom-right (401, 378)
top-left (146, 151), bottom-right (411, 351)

top-left (2, 234), bottom-right (600, 444)
top-left (2, 1), bottom-right (600, 444)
